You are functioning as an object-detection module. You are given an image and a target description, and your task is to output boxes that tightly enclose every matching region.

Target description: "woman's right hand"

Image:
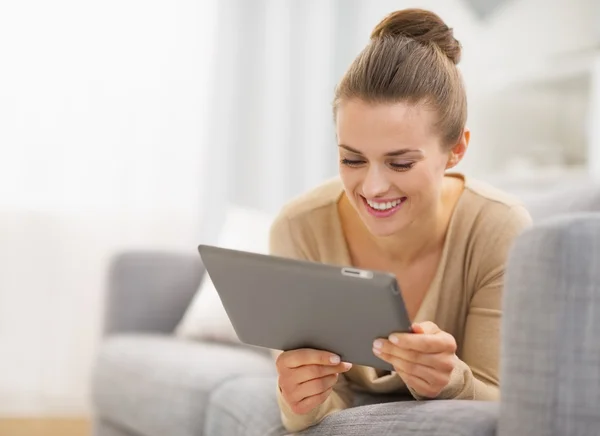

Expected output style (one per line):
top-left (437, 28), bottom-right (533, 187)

top-left (276, 349), bottom-right (353, 414)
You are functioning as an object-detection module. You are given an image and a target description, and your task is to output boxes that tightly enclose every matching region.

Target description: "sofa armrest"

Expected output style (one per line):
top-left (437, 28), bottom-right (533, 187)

top-left (499, 213), bottom-right (600, 436)
top-left (102, 251), bottom-right (205, 336)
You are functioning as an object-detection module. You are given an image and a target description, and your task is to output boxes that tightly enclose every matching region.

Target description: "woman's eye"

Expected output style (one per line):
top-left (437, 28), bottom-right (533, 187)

top-left (340, 158), bottom-right (415, 171)
top-left (389, 162), bottom-right (415, 171)
top-left (340, 158), bottom-right (365, 167)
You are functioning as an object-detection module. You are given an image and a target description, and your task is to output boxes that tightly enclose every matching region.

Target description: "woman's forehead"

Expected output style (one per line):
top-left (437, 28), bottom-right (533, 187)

top-left (336, 100), bottom-right (439, 152)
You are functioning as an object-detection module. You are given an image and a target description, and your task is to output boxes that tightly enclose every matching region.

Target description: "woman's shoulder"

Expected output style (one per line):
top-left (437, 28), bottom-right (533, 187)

top-left (461, 175), bottom-right (532, 229)
top-left (446, 175), bottom-right (533, 289)
top-left (269, 177), bottom-right (344, 259)
top-left (450, 175), bottom-right (533, 269)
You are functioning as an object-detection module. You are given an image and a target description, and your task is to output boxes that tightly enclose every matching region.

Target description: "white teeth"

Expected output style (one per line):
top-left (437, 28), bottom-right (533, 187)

top-left (366, 198), bottom-right (403, 210)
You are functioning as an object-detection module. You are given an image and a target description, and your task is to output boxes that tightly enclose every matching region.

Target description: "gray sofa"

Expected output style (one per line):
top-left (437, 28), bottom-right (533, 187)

top-left (91, 181), bottom-right (600, 436)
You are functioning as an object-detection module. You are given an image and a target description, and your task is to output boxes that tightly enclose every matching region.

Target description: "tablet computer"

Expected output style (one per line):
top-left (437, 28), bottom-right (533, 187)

top-left (198, 244), bottom-right (413, 371)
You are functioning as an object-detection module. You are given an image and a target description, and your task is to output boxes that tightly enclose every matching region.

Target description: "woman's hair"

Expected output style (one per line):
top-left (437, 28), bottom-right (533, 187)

top-left (333, 8), bottom-right (466, 147)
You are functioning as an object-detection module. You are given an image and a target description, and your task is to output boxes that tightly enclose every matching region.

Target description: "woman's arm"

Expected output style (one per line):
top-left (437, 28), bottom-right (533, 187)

top-left (409, 205), bottom-right (533, 400)
top-left (269, 213), bottom-right (355, 432)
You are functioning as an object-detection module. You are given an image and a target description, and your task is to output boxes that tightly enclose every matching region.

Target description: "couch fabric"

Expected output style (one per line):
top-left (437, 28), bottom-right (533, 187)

top-left (94, 420), bottom-right (136, 436)
top-left (207, 375), bottom-right (499, 436)
top-left (92, 335), bottom-right (275, 436)
top-left (498, 214), bottom-right (600, 436)
top-left (103, 252), bottom-right (204, 336)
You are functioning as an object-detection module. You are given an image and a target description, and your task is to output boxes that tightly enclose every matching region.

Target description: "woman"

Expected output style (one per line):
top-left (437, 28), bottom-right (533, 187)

top-left (269, 8), bottom-right (532, 433)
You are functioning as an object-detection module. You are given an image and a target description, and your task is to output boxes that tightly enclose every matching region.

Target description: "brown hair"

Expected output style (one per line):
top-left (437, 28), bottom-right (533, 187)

top-left (333, 8), bottom-right (466, 147)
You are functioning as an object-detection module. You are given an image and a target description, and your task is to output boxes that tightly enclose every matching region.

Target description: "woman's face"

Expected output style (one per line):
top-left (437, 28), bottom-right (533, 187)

top-left (336, 99), bottom-right (467, 238)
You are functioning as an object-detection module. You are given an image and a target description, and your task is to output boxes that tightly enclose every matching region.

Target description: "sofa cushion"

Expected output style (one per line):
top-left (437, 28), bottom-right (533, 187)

top-left (92, 334), bottom-right (275, 436)
top-left (506, 182), bottom-right (600, 222)
top-left (303, 400), bottom-right (498, 436)
top-left (206, 375), bottom-right (286, 436)
top-left (206, 374), bottom-right (498, 436)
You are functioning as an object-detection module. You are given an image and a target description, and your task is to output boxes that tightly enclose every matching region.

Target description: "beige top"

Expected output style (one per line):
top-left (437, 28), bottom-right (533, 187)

top-left (268, 173), bottom-right (532, 433)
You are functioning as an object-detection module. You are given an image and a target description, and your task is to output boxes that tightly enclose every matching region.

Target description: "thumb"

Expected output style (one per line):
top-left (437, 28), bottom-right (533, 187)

top-left (412, 321), bottom-right (440, 335)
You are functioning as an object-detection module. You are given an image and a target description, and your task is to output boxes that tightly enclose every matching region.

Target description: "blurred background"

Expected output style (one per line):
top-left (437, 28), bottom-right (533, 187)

top-left (1, 0), bottom-right (599, 433)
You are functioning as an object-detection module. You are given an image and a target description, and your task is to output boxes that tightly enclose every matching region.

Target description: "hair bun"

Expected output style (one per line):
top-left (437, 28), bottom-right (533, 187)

top-left (370, 8), bottom-right (462, 65)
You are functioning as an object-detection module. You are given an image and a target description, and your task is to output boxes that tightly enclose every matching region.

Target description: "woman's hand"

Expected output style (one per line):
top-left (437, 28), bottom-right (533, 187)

top-left (372, 321), bottom-right (458, 399)
top-left (276, 349), bottom-right (353, 414)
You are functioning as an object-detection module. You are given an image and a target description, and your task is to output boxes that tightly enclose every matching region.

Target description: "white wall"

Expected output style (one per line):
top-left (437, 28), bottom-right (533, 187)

top-left (481, 0), bottom-right (599, 62)
top-left (0, 0), bottom-right (217, 416)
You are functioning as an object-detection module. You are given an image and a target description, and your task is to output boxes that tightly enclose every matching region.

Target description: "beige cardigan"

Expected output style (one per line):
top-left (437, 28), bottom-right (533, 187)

top-left (268, 174), bottom-right (532, 433)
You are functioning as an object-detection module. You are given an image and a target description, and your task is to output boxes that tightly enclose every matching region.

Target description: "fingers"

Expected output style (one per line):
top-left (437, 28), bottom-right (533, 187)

top-left (410, 323), bottom-right (425, 334)
top-left (293, 373), bottom-right (339, 402)
top-left (374, 340), bottom-right (455, 373)
top-left (372, 326), bottom-right (458, 399)
top-left (384, 352), bottom-right (451, 386)
top-left (288, 362), bottom-right (352, 385)
top-left (395, 368), bottom-right (441, 399)
top-left (411, 321), bottom-right (440, 335)
top-left (279, 371), bottom-right (342, 413)
top-left (374, 347), bottom-right (452, 398)
top-left (387, 330), bottom-right (457, 354)
top-left (276, 349), bottom-right (353, 414)
top-left (289, 387), bottom-right (334, 415)
top-left (276, 348), bottom-right (343, 370)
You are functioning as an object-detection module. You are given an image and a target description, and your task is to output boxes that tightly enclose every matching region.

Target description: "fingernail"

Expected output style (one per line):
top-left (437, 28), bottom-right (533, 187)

top-left (389, 335), bottom-right (399, 344)
top-left (373, 340), bottom-right (382, 349)
top-left (330, 355), bottom-right (340, 364)
top-left (343, 362), bottom-right (352, 370)
top-left (373, 347), bottom-right (381, 355)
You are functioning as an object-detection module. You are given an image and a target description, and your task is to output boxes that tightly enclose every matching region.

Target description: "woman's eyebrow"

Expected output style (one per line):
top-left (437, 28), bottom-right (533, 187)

top-left (338, 144), bottom-right (422, 157)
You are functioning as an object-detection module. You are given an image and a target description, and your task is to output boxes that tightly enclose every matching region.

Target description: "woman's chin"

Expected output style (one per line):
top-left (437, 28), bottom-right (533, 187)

top-left (361, 216), bottom-right (406, 238)
top-left (370, 227), bottom-right (403, 239)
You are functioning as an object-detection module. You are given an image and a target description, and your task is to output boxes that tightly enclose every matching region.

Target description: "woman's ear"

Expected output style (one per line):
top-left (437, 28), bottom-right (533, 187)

top-left (446, 128), bottom-right (470, 169)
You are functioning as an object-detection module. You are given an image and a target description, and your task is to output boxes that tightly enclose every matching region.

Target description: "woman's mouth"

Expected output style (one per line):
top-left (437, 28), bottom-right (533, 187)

top-left (362, 196), bottom-right (407, 218)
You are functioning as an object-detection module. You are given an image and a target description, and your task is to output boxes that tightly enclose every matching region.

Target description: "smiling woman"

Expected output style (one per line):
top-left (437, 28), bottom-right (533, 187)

top-left (335, 99), bottom-right (467, 242)
top-left (268, 7), bottom-right (532, 435)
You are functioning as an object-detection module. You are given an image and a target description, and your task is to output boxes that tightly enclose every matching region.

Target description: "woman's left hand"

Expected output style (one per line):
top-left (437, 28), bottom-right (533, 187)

top-left (372, 321), bottom-right (458, 399)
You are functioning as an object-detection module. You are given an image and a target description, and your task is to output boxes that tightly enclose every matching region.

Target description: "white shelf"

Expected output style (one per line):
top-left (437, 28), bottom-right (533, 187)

top-left (486, 48), bottom-right (600, 92)
top-left (482, 48), bottom-right (600, 182)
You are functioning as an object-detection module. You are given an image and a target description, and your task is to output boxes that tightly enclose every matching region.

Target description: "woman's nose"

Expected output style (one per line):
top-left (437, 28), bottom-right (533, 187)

top-left (362, 166), bottom-right (391, 198)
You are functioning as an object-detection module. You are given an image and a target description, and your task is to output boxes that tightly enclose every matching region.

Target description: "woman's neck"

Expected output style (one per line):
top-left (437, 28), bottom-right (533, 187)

top-left (371, 200), bottom-right (447, 265)
top-left (342, 175), bottom-right (464, 266)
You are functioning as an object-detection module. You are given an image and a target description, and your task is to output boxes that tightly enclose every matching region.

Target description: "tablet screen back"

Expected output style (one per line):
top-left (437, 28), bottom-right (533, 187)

top-left (198, 244), bottom-right (412, 371)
